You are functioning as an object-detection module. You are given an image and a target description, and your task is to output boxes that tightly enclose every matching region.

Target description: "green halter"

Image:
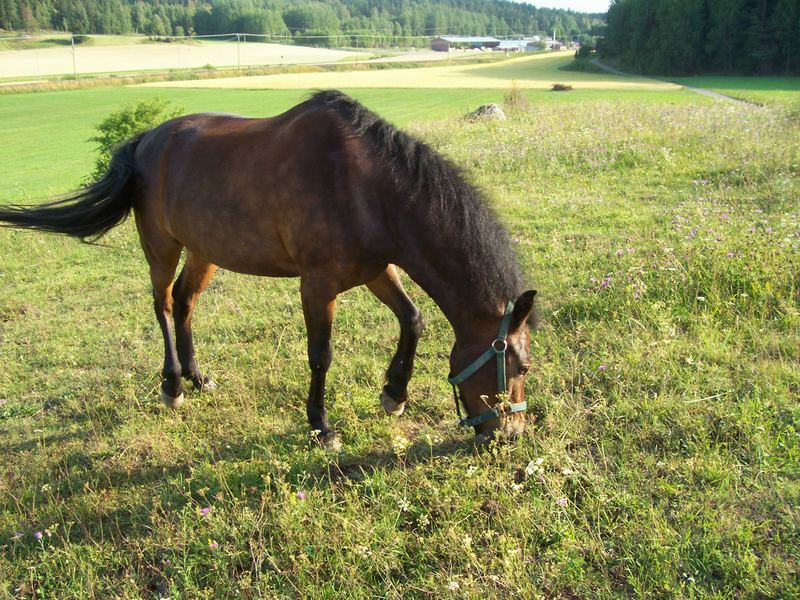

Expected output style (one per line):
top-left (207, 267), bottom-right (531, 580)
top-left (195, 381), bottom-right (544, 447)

top-left (448, 299), bottom-right (528, 428)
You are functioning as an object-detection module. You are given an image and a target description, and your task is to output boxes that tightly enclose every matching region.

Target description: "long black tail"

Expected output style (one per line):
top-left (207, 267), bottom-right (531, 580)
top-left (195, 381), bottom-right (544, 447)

top-left (0, 134), bottom-right (144, 242)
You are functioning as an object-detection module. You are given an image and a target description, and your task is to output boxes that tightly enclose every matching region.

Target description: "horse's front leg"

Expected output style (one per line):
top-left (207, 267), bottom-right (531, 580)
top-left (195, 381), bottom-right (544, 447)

top-left (366, 266), bottom-right (423, 416)
top-left (300, 277), bottom-right (340, 451)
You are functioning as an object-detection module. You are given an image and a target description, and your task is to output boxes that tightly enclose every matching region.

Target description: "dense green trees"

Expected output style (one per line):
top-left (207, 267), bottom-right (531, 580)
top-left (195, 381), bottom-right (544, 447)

top-left (0, 0), bottom-right (604, 47)
top-left (604, 0), bottom-right (800, 74)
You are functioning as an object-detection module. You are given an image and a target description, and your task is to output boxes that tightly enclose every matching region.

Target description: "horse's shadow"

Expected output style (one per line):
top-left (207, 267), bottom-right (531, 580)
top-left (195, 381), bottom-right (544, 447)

top-left (2, 422), bottom-right (475, 559)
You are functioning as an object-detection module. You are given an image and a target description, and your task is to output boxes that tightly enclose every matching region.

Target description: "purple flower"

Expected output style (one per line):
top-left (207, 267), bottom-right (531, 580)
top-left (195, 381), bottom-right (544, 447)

top-left (598, 364), bottom-right (608, 371)
top-left (209, 540), bottom-right (219, 551)
top-left (556, 497), bottom-right (568, 507)
top-left (33, 531), bottom-right (43, 541)
top-left (296, 491), bottom-right (306, 501)
top-left (199, 507), bottom-right (212, 516)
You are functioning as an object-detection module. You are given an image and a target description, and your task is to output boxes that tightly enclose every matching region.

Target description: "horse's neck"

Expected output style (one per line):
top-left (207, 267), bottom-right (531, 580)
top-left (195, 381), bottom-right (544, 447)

top-left (395, 249), bottom-right (503, 343)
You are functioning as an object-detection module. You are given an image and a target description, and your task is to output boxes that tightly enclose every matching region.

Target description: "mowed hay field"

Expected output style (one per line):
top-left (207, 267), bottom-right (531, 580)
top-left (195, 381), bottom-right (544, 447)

top-left (0, 39), bottom-right (359, 79)
top-left (1, 62), bottom-right (799, 598)
top-left (144, 52), bottom-right (679, 91)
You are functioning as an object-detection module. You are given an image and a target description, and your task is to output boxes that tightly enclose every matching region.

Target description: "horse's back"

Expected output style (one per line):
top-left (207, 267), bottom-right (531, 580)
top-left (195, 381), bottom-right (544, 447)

top-left (132, 102), bottom-right (390, 283)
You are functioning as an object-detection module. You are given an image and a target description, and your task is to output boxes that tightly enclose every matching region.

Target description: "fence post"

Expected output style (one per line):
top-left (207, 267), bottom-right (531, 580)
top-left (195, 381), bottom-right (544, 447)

top-left (71, 34), bottom-right (78, 80)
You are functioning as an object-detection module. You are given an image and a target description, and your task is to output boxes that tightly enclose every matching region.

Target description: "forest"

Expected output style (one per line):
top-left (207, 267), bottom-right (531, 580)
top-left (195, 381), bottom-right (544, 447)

top-left (603, 0), bottom-right (800, 75)
top-left (0, 0), bottom-right (605, 46)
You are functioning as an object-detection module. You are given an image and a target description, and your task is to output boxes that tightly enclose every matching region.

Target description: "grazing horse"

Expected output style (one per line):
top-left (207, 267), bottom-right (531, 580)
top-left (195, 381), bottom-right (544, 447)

top-left (0, 90), bottom-right (536, 449)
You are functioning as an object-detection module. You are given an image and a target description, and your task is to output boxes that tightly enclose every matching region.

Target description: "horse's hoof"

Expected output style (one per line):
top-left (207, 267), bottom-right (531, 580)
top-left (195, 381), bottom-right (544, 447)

top-left (319, 432), bottom-right (342, 453)
top-left (380, 390), bottom-right (406, 416)
top-left (161, 390), bottom-right (185, 409)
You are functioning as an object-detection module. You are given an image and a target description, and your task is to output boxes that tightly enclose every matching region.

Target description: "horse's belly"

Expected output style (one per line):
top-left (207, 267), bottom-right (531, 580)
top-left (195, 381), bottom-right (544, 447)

top-left (172, 217), bottom-right (300, 277)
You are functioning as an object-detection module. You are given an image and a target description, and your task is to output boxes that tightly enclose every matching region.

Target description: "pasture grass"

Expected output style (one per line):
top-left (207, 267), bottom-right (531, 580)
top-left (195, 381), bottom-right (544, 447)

top-left (672, 75), bottom-right (800, 107)
top-left (0, 85), bottom-right (702, 200)
top-left (1, 87), bottom-right (799, 598)
top-left (145, 53), bottom-right (679, 91)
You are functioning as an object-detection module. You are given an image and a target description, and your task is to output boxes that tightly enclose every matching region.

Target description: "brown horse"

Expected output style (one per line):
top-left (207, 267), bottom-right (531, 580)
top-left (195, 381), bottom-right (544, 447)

top-left (0, 90), bottom-right (536, 449)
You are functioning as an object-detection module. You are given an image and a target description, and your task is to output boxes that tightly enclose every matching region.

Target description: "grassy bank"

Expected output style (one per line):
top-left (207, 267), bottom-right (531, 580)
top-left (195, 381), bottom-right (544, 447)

top-left (0, 87), bottom-right (798, 597)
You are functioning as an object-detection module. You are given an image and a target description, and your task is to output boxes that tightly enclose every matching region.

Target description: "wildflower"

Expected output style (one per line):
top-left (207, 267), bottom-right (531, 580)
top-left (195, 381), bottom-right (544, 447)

top-left (600, 277), bottom-right (611, 289)
top-left (697, 296), bottom-right (706, 302)
top-left (598, 364), bottom-right (607, 371)
top-left (562, 467), bottom-right (574, 476)
top-left (448, 580), bottom-right (460, 591)
top-left (33, 531), bottom-right (43, 541)
top-left (199, 507), bottom-right (212, 516)
top-left (556, 497), bottom-right (568, 507)
top-left (525, 457), bottom-right (545, 477)
top-left (208, 540), bottom-right (219, 551)
top-left (398, 497), bottom-right (411, 512)
top-left (296, 491), bottom-right (306, 501)
top-left (391, 435), bottom-right (411, 455)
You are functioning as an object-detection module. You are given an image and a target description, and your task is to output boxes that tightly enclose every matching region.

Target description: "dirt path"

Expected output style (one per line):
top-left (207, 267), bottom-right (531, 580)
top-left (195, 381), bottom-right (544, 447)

top-left (590, 59), bottom-right (749, 103)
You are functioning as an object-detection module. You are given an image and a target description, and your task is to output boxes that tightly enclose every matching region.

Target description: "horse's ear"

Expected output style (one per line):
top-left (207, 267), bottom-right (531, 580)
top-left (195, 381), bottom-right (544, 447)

top-left (511, 290), bottom-right (537, 332)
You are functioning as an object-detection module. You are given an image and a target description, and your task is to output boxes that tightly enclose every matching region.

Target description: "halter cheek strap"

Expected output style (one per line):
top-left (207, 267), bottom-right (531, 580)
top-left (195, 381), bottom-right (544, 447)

top-left (448, 300), bottom-right (528, 428)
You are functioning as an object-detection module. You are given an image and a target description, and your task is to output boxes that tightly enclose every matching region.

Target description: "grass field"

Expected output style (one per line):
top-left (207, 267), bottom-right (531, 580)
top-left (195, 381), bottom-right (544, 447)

top-left (144, 52), bottom-right (680, 91)
top-left (1, 69), bottom-right (799, 597)
top-left (0, 38), bottom-right (359, 80)
top-left (672, 75), bottom-right (800, 107)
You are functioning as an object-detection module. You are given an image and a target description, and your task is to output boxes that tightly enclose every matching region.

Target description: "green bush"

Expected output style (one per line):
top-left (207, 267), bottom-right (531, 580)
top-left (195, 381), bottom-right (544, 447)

top-left (86, 97), bottom-right (182, 184)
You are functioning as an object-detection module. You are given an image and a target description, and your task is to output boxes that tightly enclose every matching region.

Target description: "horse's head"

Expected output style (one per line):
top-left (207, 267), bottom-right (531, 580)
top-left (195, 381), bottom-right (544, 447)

top-left (449, 290), bottom-right (537, 443)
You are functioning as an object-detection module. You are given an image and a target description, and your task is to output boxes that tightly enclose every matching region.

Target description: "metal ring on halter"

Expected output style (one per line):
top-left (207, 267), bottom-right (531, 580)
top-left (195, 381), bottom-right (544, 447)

top-left (492, 339), bottom-right (508, 353)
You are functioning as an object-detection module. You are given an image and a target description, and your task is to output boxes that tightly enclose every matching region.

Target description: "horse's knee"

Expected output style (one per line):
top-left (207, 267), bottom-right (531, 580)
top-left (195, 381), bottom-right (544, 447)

top-left (308, 344), bottom-right (332, 372)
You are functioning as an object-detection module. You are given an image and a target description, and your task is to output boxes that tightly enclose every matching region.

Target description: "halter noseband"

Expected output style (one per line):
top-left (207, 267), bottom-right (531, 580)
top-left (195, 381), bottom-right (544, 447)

top-left (448, 299), bottom-right (528, 428)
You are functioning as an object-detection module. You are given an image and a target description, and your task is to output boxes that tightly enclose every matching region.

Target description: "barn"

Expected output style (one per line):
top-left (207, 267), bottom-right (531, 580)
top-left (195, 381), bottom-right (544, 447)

top-left (430, 36), bottom-right (501, 52)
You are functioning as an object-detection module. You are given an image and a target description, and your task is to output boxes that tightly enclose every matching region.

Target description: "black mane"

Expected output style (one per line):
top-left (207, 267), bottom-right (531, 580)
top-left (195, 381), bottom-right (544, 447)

top-left (309, 90), bottom-right (526, 315)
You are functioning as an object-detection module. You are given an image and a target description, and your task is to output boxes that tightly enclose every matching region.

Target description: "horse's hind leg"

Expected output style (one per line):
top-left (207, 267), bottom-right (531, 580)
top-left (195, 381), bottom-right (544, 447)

top-left (172, 252), bottom-right (217, 391)
top-left (143, 240), bottom-right (184, 408)
top-left (366, 266), bottom-right (423, 416)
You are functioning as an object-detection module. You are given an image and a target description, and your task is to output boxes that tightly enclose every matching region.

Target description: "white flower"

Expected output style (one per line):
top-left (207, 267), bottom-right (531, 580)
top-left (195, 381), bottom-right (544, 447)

top-left (448, 580), bottom-right (460, 591)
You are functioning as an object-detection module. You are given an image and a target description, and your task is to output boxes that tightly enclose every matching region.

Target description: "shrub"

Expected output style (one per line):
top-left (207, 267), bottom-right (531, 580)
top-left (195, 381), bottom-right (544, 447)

top-left (551, 83), bottom-right (573, 91)
top-left (85, 97), bottom-right (183, 184)
top-left (576, 44), bottom-right (594, 60)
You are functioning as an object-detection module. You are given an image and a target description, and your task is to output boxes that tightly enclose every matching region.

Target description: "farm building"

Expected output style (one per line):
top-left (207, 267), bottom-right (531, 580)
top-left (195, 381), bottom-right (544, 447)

top-left (495, 40), bottom-right (528, 52)
top-left (430, 36), bottom-right (500, 52)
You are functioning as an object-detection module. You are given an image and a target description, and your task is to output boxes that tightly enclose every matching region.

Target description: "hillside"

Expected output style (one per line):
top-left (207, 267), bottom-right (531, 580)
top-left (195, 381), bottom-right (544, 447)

top-left (0, 0), bottom-right (605, 47)
top-left (603, 0), bottom-right (800, 75)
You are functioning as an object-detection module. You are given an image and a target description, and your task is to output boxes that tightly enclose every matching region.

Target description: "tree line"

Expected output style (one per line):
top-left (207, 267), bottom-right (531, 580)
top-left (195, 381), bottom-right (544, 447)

top-left (603, 0), bottom-right (800, 74)
top-left (0, 0), bottom-right (605, 47)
